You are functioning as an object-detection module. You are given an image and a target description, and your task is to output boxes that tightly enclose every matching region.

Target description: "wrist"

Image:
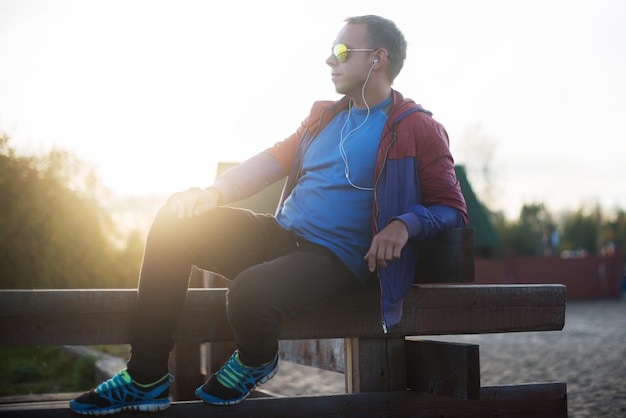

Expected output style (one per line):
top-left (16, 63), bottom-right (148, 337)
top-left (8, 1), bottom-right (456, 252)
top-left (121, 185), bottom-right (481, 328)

top-left (204, 187), bottom-right (223, 205)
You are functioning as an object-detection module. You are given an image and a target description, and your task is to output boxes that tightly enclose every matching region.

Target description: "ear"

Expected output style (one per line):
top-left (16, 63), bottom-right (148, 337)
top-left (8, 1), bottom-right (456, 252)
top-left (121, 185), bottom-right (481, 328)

top-left (374, 49), bottom-right (389, 66)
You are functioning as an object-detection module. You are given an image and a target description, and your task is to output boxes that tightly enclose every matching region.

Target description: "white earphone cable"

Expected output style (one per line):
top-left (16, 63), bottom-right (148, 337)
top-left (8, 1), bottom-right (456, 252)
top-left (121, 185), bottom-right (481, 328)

top-left (339, 62), bottom-right (376, 191)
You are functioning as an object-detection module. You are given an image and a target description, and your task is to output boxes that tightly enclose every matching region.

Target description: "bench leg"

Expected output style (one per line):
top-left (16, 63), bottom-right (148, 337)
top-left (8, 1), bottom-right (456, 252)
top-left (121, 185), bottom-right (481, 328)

top-left (344, 337), bottom-right (406, 393)
top-left (169, 343), bottom-right (204, 401)
top-left (405, 338), bottom-right (480, 400)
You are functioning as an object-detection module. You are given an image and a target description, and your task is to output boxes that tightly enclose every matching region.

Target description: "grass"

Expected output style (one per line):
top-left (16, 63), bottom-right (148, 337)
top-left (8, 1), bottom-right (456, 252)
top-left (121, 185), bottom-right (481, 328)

top-left (0, 347), bottom-right (96, 396)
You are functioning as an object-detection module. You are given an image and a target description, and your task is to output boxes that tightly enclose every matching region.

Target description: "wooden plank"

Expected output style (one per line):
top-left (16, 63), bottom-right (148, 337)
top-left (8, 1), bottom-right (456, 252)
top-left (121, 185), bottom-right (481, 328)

top-left (0, 383), bottom-right (567, 417)
top-left (0, 288), bottom-right (230, 346)
top-left (405, 339), bottom-right (480, 400)
top-left (0, 393), bottom-right (79, 404)
top-left (396, 284), bottom-right (566, 336)
top-left (415, 227), bottom-right (475, 283)
top-left (345, 337), bottom-right (406, 393)
top-left (278, 339), bottom-right (344, 372)
top-left (0, 284), bottom-right (565, 347)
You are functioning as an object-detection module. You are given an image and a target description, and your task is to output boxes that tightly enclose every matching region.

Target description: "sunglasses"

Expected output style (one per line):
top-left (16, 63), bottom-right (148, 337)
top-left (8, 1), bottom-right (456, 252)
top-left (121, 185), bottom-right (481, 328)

top-left (332, 43), bottom-right (375, 63)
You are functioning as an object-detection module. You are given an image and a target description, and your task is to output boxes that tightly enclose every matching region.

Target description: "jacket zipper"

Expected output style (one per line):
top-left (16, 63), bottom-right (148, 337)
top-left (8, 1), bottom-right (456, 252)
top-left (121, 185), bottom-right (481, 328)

top-left (374, 129), bottom-right (398, 334)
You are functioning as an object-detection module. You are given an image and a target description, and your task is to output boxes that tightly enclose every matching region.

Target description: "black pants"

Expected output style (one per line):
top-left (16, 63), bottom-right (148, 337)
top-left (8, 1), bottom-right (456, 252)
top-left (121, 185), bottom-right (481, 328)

top-left (126, 205), bottom-right (362, 380)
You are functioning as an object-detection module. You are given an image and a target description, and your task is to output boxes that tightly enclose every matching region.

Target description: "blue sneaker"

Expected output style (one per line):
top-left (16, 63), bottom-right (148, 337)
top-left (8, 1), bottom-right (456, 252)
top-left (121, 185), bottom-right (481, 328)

top-left (69, 369), bottom-right (173, 415)
top-left (195, 351), bottom-right (278, 405)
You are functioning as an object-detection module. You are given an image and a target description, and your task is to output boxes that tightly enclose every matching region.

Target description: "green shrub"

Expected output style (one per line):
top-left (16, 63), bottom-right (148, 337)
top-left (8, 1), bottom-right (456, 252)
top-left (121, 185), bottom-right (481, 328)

top-left (0, 347), bottom-right (96, 396)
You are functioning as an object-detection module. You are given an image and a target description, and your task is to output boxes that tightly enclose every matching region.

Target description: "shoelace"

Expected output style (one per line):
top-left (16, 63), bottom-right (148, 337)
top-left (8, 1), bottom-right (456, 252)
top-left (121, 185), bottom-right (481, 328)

top-left (217, 356), bottom-right (250, 389)
top-left (95, 370), bottom-right (132, 394)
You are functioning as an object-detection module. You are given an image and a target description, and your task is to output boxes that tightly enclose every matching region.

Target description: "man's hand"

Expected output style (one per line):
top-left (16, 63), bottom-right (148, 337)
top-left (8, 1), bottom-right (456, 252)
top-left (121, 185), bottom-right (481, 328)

top-left (166, 187), bottom-right (221, 218)
top-left (364, 220), bottom-right (409, 272)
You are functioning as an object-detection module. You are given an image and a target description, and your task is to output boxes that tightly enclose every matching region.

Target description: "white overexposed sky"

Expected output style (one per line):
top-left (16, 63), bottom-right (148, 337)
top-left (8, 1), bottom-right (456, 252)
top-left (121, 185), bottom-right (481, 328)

top-left (1, 0), bottom-right (625, 219)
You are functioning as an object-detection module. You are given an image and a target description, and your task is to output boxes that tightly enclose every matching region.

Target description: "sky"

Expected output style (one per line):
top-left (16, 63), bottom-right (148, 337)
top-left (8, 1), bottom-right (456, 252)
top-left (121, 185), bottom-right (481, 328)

top-left (1, 0), bottom-right (625, 219)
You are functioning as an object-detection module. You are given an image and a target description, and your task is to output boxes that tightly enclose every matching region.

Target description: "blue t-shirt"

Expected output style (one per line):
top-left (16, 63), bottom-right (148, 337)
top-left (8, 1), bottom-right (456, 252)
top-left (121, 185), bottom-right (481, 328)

top-left (275, 98), bottom-right (391, 281)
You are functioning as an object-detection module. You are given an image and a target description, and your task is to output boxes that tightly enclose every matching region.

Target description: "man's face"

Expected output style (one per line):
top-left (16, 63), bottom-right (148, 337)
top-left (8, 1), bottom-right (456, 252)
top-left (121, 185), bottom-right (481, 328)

top-left (327, 23), bottom-right (375, 98)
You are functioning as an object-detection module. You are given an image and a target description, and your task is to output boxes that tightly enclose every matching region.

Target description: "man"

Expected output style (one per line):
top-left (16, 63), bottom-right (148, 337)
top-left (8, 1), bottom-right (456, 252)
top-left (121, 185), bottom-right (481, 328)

top-left (70, 15), bottom-right (467, 415)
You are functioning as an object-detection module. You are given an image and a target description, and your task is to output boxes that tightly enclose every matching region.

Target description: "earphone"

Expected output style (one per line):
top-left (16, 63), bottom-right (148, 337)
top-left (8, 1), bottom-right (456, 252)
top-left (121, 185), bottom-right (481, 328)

top-left (338, 60), bottom-right (377, 191)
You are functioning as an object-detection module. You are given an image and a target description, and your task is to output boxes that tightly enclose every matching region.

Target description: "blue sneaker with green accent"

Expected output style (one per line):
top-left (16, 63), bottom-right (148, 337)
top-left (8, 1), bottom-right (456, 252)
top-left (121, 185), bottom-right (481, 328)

top-left (69, 369), bottom-right (173, 415)
top-left (195, 351), bottom-right (279, 405)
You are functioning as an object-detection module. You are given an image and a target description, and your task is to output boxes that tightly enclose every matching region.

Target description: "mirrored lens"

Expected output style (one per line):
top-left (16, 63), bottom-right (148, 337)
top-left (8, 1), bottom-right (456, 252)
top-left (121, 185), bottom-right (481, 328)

top-left (332, 44), bottom-right (348, 62)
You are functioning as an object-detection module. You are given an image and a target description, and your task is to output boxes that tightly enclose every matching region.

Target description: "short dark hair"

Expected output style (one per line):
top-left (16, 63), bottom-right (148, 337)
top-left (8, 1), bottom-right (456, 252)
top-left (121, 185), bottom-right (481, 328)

top-left (345, 15), bottom-right (407, 83)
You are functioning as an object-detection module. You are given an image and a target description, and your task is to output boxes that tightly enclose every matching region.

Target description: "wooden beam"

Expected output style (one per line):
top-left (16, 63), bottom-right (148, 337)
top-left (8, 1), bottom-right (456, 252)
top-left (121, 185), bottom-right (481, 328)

top-left (0, 284), bottom-right (565, 347)
top-left (0, 383), bottom-right (567, 418)
top-left (278, 339), bottom-right (345, 372)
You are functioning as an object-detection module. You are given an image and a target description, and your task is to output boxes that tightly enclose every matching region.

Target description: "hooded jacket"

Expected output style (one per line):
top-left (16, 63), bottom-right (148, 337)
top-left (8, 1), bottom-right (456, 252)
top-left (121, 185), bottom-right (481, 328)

top-left (212, 90), bottom-right (467, 330)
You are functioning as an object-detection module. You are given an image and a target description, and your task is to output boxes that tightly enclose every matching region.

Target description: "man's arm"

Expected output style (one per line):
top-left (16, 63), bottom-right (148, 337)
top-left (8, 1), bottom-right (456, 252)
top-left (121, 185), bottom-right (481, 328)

top-left (364, 206), bottom-right (465, 272)
top-left (167, 149), bottom-right (286, 219)
top-left (210, 151), bottom-right (286, 204)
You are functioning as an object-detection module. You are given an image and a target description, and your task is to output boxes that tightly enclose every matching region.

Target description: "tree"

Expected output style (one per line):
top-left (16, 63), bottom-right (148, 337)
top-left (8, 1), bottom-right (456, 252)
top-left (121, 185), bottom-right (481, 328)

top-left (0, 135), bottom-right (142, 289)
top-left (495, 203), bottom-right (551, 256)
top-left (559, 205), bottom-right (602, 254)
top-left (603, 209), bottom-right (626, 251)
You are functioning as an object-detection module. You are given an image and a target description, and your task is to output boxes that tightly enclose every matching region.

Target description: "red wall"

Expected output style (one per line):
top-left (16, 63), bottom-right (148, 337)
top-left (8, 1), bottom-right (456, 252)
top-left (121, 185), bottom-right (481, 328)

top-left (474, 250), bottom-right (624, 300)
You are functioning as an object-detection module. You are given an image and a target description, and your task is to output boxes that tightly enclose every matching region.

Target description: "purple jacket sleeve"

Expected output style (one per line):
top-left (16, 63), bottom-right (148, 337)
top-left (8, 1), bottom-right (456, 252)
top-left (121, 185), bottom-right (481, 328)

top-left (393, 205), bottom-right (466, 240)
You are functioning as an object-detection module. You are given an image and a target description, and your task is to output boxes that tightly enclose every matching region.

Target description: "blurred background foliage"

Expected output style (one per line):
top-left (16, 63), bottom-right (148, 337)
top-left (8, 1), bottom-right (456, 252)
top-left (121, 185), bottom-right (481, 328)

top-left (0, 135), bottom-right (142, 289)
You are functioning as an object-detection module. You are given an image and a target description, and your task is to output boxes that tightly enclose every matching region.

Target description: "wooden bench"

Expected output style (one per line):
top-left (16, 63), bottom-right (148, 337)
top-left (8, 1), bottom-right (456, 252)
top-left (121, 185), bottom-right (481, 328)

top-left (0, 228), bottom-right (568, 417)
